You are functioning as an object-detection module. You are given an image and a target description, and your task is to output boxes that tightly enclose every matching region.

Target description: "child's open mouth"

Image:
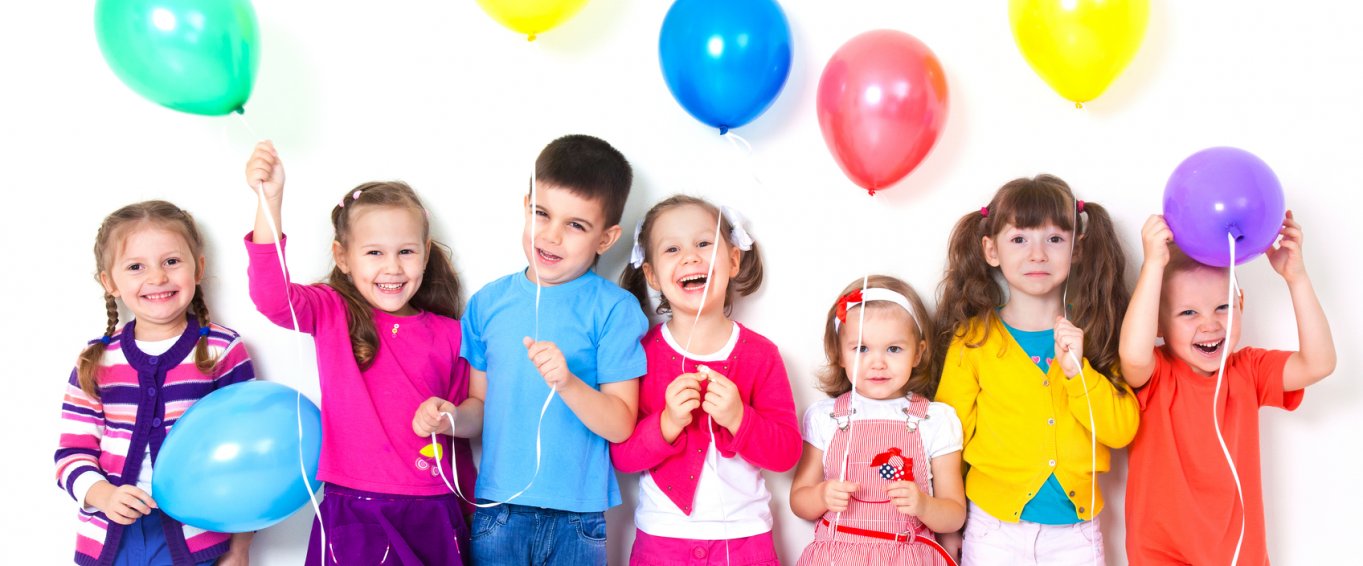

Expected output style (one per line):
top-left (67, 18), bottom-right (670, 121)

top-left (376, 282), bottom-right (405, 294)
top-left (678, 274), bottom-right (708, 292)
top-left (1193, 339), bottom-right (1224, 355)
top-left (142, 291), bottom-right (176, 302)
top-left (536, 247), bottom-right (562, 263)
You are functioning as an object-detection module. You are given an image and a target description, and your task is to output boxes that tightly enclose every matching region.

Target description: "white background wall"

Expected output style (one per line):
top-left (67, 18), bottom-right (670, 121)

top-left (2, 1), bottom-right (1359, 564)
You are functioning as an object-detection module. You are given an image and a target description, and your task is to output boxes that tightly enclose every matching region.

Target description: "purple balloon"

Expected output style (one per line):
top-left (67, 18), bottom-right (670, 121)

top-left (1163, 147), bottom-right (1285, 267)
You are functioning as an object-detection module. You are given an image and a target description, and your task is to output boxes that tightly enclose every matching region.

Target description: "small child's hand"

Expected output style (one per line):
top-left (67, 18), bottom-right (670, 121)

top-left (819, 480), bottom-right (858, 513)
top-left (886, 480), bottom-right (926, 517)
top-left (412, 396), bottom-right (455, 437)
top-left (524, 337), bottom-right (573, 389)
top-left (663, 373), bottom-right (703, 430)
top-left (90, 482), bottom-right (156, 525)
top-left (697, 365), bottom-right (744, 434)
top-left (1055, 316), bottom-right (1085, 378)
top-left (244, 140), bottom-right (284, 201)
top-left (1267, 210), bottom-right (1307, 283)
top-left (1141, 215), bottom-right (1174, 270)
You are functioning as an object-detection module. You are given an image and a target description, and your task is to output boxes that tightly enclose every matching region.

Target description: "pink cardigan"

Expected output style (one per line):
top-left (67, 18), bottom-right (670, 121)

top-left (611, 323), bottom-right (801, 514)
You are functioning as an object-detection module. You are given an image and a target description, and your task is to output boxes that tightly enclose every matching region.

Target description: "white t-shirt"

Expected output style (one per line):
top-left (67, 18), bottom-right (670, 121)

top-left (802, 395), bottom-right (963, 489)
top-left (635, 323), bottom-right (774, 540)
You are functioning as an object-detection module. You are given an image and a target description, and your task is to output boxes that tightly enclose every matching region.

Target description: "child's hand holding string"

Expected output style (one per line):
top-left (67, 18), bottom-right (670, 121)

top-left (887, 480), bottom-right (927, 517)
top-left (1267, 210), bottom-right (1307, 284)
top-left (1055, 317), bottom-right (1085, 378)
top-left (697, 365), bottom-right (744, 434)
top-left (660, 373), bottom-right (703, 442)
top-left (87, 481), bottom-right (156, 525)
top-left (1140, 215), bottom-right (1174, 271)
top-left (244, 140), bottom-right (284, 201)
top-left (524, 337), bottom-right (575, 390)
top-left (413, 396), bottom-right (455, 437)
top-left (819, 479), bottom-right (858, 513)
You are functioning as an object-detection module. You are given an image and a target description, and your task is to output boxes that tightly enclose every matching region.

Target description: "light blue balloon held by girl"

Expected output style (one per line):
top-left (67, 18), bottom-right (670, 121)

top-left (152, 381), bottom-right (322, 533)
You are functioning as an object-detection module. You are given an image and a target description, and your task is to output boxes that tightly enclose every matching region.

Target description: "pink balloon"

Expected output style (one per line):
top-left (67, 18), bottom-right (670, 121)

top-left (817, 30), bottom-right (949, 195)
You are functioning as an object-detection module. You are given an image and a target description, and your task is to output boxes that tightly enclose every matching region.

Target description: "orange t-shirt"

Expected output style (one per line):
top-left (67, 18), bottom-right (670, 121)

top-left (1125, 347), bottom-right (1301, 565)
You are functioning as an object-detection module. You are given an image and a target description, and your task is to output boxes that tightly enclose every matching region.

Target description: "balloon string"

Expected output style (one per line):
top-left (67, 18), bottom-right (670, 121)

top-left (1213, 233), bottom-right (1245, 566)
top-left (1062, 198), bottom-right (1099, 566)
top-left (254, 181), bottom-right (326, 559)
top-left (830, 194), bottom-right (875, 564)
top-left (722, 131), bottom-right (764, 189)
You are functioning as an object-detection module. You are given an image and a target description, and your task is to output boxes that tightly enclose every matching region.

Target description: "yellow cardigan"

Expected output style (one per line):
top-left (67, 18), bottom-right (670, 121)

top-left (936, 316), bottom-right (1139, 523)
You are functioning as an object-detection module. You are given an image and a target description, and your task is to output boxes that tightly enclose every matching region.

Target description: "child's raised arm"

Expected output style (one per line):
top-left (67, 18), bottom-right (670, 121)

top-left (245, 140), bottom-right (285, 244)
top-left (1269, 211), bottom-right (1337, 390)
top-left (1119, 215), bottom-right (1172, 389)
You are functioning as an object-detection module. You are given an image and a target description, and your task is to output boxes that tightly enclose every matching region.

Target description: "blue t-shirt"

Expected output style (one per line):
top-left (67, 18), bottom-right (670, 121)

top-left (1003, 321), bottom-right (1081, 525)
top-left (461, 269), bottom-right (648, 512)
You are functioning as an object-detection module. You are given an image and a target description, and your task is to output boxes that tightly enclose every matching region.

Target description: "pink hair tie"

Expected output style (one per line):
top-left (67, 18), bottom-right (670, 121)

top-left (1077, 200), bottom-right (1085, 213)
top-left (979, 206), bottom-right (989, 217)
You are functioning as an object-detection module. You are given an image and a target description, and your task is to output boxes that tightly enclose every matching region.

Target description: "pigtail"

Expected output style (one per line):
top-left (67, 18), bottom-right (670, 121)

top-left (414, 240), bottom-right (463, 319)
top-left (329, 269), bottom-right (381, 369)
top-left (933, 208), bottom-right (1005, 376)
top-left (190, 286), bottom-right (222, 375)
top-left (1068, 201), bottom-right (1130, 387)
top-left (619, 262), bottom-right (654, 317)
top-left (75, 294), bottom-right (120, 399)
top-left (728, 240), bottom-right (765, 302)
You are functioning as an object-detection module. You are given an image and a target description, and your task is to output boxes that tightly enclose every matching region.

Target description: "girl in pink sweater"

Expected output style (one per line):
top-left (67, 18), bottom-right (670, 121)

top-left (244, 142), bottom-right (478, 565)
top-left (614, 195), bottom-right (800, 566)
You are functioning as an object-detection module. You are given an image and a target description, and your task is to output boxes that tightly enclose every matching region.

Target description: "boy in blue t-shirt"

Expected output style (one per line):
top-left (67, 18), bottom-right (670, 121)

top-left (460, 134), bottom-right (647, 565)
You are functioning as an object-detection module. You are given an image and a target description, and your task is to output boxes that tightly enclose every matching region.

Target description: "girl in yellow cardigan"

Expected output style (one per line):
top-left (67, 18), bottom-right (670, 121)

top-left (933, 175), bottom-right (1138, 565)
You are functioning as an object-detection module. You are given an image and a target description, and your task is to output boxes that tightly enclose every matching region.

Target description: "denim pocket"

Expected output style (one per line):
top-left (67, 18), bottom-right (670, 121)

top-left (573, 512), bottom-right (608, 544)
top-left (471, 506), bottom-right (508, 540)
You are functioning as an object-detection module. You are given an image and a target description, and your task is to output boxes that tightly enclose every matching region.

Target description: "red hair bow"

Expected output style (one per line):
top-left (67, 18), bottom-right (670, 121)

top-left (835, 289), bottom-right (864, 325)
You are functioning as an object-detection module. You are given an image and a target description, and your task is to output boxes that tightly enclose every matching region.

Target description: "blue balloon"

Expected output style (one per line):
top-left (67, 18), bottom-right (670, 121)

top-left (153, 381), bottom-right (322, 533)
top-left (659, 0), bottom-right (792, 134)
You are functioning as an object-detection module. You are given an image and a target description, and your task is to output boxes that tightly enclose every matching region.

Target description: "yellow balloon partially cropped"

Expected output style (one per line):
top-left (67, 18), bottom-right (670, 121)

top-left (1010, 0), bottom-right (1148, 106)
top-left (476, 0), bottom-right (591, 40)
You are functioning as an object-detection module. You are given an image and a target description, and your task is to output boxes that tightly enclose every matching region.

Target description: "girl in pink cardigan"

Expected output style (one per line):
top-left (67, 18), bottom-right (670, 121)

top-left (614, 195), bottom-right (800, 565)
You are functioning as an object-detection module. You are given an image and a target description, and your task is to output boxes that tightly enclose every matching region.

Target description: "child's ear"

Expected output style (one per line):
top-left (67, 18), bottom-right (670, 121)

top-left (642, 262), bottom-right (660, 291)
top-left (728, 243), bottom-right (742, 273)
top-left (195, 256), bottom-right (207, 284)
top-left (912, 339), bottom-right (927, 367)
top-left (332, 241), bottom-right (349, 274)
top-left (597, 224), bottom-right (622, 255)
top-left (981, 235), bottom-right (1001, 267)
top-left (98, 271), bottom-right (119, 298)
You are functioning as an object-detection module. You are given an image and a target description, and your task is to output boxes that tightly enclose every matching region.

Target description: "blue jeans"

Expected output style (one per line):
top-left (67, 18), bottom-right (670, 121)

top-left (470, 502), bottom-right (607, 566)
top-left (112, 510), bottom-right (215, 566)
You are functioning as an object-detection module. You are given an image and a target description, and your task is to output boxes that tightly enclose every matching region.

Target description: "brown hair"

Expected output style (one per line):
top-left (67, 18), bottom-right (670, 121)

top-left (330, 182), bottom-right (462, 369)
top-left (933, 175), bottom-right (1130, 388)
top-left (819, 275), bottom-right (937, 399)
top-left (619, 195), bottom-right (764, 318)
top-left (78, 201), bottom-right (218, 399)
top-left (533, 134), bottom-right (633, 227)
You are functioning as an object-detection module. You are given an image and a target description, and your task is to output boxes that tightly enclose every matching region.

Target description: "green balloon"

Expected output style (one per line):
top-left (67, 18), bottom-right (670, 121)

top-left (95, 0), bottom-right (260, 116)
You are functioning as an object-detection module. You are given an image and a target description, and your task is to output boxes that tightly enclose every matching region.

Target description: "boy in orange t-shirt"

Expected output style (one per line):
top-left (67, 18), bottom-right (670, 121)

top-left (1118, 212), bottom-right (1336, 565)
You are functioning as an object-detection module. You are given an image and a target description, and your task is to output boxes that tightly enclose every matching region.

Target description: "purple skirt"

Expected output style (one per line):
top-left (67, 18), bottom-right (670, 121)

top-left (304, 483), bottom-right (469, 565)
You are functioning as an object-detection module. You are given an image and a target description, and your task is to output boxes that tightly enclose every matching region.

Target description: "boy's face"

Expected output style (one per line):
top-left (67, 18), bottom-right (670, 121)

top-left (1159, 267), bottom-right (1243, 376)
top-left (522, 184), bottom-right (621, 286)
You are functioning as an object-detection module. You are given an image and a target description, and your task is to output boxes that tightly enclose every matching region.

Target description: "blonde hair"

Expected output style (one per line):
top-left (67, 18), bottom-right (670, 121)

top-left (78, 201), bottom-right (218, 399)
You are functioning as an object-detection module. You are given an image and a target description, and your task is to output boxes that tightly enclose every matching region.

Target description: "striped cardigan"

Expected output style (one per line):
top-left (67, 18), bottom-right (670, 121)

top-left (54, 317), bottom-right (255, 566)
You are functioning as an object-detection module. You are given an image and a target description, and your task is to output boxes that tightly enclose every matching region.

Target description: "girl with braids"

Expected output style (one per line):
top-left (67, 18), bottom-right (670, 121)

top-left (244, 141), bottom-right (476, 565)
top-left (933, 175), bottom-right (1138, 565)
top-left (613, 195), bottom-right (799, 565)
top-left (54, 200), bottom-right (256, 565)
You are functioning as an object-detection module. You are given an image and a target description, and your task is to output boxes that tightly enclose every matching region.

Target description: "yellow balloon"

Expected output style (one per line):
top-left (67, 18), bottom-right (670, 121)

top-left (476, 0), bottom-right (591, 40)
top-left (1010, 0), bottom-right (1148, 105)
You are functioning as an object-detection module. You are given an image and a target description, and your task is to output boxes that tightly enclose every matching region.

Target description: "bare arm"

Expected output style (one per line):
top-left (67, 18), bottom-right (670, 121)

top-left (1119, 215), bottom-right (1172, 389)
top-left (886, 451), bottom-right (967, 533)
top-left (789, 443), bottom-right (857, 522)
top-left (1270, 212), bottom-right (1337, 390)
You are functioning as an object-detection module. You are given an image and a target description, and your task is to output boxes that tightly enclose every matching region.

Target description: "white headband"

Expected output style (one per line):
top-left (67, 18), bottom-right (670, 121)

top-left (629, 204), bottom-right (754, 269)
top-left (834, 287), bottom-right (922, 335)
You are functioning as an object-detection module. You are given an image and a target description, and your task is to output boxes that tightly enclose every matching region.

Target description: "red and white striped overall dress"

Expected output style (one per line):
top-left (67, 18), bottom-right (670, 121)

top-left (797, 392), bottom-right (954, 566)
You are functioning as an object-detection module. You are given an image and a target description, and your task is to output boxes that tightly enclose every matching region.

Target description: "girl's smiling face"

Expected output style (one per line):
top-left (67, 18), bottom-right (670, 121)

top-left (983, 221), bottom-right (1074, 300)
top-left (333, 205), bottom-right (428, 316)
top-left (839, 306), bottom-right (925, 400)
top-left (99, 224), bottom-right (204, 340)
top-left (642, 204), bottom-right (740, 319)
